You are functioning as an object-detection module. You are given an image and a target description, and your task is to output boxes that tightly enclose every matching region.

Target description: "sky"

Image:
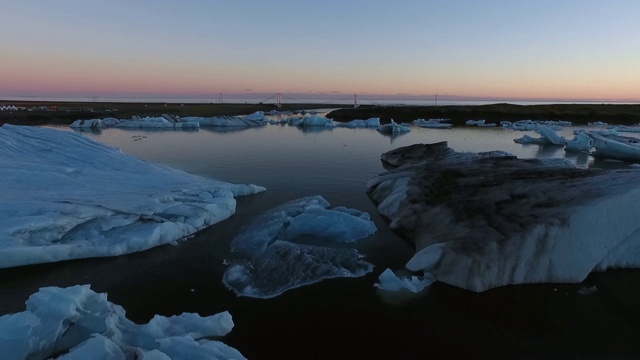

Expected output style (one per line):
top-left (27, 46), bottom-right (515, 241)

top-left (1, 0), bottom-right (639, 101)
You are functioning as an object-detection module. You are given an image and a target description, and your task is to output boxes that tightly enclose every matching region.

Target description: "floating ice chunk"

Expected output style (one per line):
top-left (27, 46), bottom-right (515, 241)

top-left (222, 196), bottom-right (376, 298)
top-left (564, 131), bottom-right (593, 152)
top-left (367, 141), bottom-right (640, 292)
top-left (513, 125), bottom-right (567, 145)
top-left (465, 119), bottom-right (496, 127)
top-left (536, 125), bottom-right (567, 145)
top-left (0, 285), bottom-right (245, 360)
top-left (0, 125), bottom-right (265, 268)
top-left (589, 121), bottom-right (608, 127)
top-left (514, 134), bottom-right (549, 145)
top-left (298, 115), bottom-right (337, 127)
top-left (414, 118), bottom-right (452, 128)
top-left (377, 119), bottom-right (411, 134)
top-left (70, 119), bottom-right (105, 129)
top-left (374, 268), bottom-right (436, 292)
top-left (338, 117), bottom-right (381, 128)
top-left (590, 133), bottom-right (640, 161)
top-left (115, 116), bottom-right (200, 129)
top-left (611, 125), bottom-right (640, 133)
top-left (182, 112), bottom-right (266, 127)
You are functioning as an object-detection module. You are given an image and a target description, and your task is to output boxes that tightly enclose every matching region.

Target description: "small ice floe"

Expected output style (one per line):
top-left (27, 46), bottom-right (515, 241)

top-left (377, 119), bottom-right (411, 134)
top-left (337, 117), bottom-right (381, 128)
top-left (589, 121), bottom-right (609, 127)
top-left (513, 125), bottom-right (567, 146)
top-left (182, 111), bottom-right (267, 127)
top-left (610, 125), bottom-right (640, 134)
top-left (465, 119), bottom-right (496, 127)
top-left (116, 115), bottom-right (200, 129)
top-left (69, 118), bottom-right (106, 129)
top-left (414, 118), bottom-right (452, 128)
top-left (222, 196), bottom-right (376, 299)
top-left (564, 131), bottom-right (593, 152)
top-left (374, 268), bottom-right (436, 293)
top-left (367, 141), bottom-right (640, 293)
top-left (503, 120), bottom-right (566, 132)
top-left (0, 285), bottom-right (245, 360)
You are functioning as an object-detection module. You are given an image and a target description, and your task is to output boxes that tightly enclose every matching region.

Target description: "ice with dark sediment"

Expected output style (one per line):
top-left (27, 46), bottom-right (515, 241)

top-left (115, 114), bottom-right (200, 128)
top-left (182, 111), bottom-right (267, 127)
top-left (366, 141), bottom-right (640, 292)
top-left (336, 117), bottom-right (381, 128)
top-left (0, 125), bottom-right (265, 268)
top-left (414, 118), bottom-right (452, 128)
top-left (222, 196), bottom-right (376, 299)
top-left (0, 285), bottom-right (245, 360)
top-left (377, 119), bottom-right (411, 134)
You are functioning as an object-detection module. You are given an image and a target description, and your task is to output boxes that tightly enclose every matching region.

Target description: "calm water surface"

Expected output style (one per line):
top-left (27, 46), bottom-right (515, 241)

top-left (1, 121), bottom-right (639, 358)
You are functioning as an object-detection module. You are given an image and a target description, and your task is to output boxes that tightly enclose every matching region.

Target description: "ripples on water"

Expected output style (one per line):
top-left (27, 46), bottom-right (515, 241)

top-left (1, 120), bottom-right (639, 358)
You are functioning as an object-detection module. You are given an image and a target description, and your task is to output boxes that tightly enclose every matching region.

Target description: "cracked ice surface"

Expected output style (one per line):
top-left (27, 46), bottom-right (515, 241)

top-left (0, 125), bottom-right (265, 268)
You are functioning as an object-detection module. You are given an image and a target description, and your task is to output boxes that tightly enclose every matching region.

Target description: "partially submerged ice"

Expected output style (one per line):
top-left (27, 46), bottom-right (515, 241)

top-left (367, 141), bottom-right (640, 292)
top-left (0, 285), bottom-right (245, 360)
top-left (222, 196), bottom-right (376, 299)
top-left (0, 125), bottom-right (265, 268)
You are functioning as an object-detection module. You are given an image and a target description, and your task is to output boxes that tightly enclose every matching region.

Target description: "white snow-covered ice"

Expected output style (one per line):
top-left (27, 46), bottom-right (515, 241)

top-left (0, 285), bottom-right (245, 360)
top-left (367, 141), bottom-right (640, 292)
top-left (0, 125), bottom-right (265, 268)
top-left (374, 268), bottom-right (436, 293)
top-left (414, 119), bottom-right (452, 129)
top-left (222, 196), bottom-right (376, 299)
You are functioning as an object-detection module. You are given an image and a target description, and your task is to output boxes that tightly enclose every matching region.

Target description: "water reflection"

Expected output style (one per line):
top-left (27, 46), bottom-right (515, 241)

top-left (535, 144), bottom-right (564, 158)
top-left (295, 126), bottom-right (334, 134)
top-left (199, 126), bottom-right (261, 134)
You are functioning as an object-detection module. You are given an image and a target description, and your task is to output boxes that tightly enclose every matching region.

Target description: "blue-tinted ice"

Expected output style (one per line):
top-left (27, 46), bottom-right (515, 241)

top-left (222, 196), bottom-right (376, 299)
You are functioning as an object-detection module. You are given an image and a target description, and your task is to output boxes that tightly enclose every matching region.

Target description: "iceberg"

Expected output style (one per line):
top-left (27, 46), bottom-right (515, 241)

top-left (465, 119), bottom-right (496, 127)
top-left (0, 285), bottom-right (245, 360)
top-left (0, 125), bottom-right (265, 268)
top-left (514, 125), bottom-right (567, 146)
top-left (115, 116), bottom-right (200, 129)
top-left (337, 117), bottom-right (381, 128)
top-left (182, 112), bottom-right (267, 127)
top-left (367, 141), bottom-right (640, 292)
top-left (222, 196), bottom-right (376, 299)
top-left (377, 119), bottom-right (411, 135)
top-left (374, 268), bottom-right (436, 293)
top-left (590, 133), bottom-right (640, 161)
top-left (564, 131), bottom-right (593, 152)
top-left (414, 118), bottom-right (452, 129)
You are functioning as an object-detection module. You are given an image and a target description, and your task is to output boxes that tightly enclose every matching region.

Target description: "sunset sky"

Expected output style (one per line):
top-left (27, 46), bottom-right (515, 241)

top-left (1, 0), bottom-right (639, 101)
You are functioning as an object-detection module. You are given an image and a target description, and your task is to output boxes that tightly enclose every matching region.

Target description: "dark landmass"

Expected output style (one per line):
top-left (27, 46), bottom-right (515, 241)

top-left (0, 101), bottom-right (351, 126)
top-left (327, 103), bottom-right (640, 126)
top-left (2, 101), bottom-right (640, 127)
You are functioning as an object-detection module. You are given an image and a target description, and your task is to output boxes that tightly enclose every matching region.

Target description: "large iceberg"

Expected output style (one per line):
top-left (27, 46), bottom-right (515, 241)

top-left (0, 125), bottom-right (265, 268)
top-left (222, 196), bottom-right (376, 299)
top-left (0, 285), bottom-right (245, 360)
top-left (367, 141), bottom-right (640, 292)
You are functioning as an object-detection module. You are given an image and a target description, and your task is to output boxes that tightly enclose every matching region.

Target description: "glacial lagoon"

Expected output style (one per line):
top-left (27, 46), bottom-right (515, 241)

top-left (1, 114), bottom-right (640, 358)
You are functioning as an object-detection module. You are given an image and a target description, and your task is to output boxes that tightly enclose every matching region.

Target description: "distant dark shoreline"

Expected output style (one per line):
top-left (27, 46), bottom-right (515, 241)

top-left (327, 103), bottom-right (640, 126)
top-left (2, 100), bottom-right (640, 126)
